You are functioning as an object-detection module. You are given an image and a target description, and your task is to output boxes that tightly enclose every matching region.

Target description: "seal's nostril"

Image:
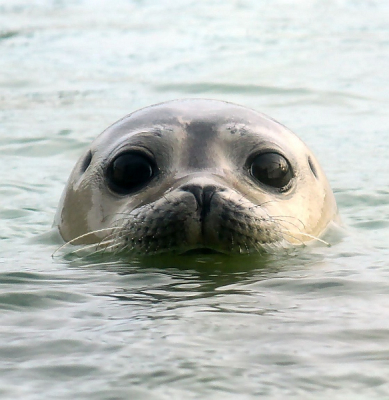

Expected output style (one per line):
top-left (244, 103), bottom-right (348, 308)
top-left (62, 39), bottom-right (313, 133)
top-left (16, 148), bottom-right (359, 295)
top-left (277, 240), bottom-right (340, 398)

top-left (181, 184), bottom-right (204, 208)
top-left (181, 184), bottom-right (219, 220)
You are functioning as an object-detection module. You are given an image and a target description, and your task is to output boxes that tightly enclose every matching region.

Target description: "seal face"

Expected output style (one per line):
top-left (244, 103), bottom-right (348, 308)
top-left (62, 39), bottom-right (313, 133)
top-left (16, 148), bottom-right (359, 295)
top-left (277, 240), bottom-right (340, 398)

top-left (55, 99), bottom-right (339, 255)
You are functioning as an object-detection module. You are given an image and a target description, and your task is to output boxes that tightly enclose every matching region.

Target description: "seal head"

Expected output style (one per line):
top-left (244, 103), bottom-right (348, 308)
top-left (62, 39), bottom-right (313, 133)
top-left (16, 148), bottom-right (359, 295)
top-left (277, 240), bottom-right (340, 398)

top-left (55, 99), bottom-right (338, 255)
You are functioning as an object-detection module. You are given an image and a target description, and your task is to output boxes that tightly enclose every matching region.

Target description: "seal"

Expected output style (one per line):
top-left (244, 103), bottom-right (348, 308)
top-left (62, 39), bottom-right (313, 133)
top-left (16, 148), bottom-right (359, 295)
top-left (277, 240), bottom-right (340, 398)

top-left (55, 99), bottom-right (339, 255)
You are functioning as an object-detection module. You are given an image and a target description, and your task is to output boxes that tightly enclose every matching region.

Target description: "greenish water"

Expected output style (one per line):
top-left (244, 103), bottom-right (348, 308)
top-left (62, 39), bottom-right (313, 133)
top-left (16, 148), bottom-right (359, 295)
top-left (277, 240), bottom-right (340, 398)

top-left (1, 0), bottom-right (389, 398)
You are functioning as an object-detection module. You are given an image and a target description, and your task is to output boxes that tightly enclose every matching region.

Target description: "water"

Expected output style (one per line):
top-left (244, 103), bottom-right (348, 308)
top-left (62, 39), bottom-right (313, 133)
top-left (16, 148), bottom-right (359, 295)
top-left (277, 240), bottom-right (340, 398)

top-left (1, 0), bottom-right (389, 398)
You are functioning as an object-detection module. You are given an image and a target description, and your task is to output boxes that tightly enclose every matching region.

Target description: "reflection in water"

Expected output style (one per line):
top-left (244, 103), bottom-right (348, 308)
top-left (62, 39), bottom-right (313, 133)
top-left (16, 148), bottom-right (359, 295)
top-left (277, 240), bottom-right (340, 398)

top-left (73, 247), bottom-right (325, 304)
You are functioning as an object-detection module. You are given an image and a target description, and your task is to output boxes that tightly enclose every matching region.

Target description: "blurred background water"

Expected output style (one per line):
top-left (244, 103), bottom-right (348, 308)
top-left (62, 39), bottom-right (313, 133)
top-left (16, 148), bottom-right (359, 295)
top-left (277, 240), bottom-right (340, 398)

top-left (1, 0), bottom-right (389, 398)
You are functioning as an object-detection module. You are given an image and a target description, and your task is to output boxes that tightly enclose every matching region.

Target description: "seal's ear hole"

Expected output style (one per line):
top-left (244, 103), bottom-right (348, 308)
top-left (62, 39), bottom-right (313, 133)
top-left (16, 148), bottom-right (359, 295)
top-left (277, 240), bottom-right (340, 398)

top-left (81, 150), bottom-right (92, 173)
top-left (308, 157), bottom-right (318, 179)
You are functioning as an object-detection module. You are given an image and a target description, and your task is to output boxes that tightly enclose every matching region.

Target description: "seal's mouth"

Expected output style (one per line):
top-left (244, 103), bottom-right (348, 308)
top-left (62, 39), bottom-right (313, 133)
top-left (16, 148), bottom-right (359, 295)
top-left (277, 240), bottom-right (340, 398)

top-left (180, 248), bottom-right (223, 256)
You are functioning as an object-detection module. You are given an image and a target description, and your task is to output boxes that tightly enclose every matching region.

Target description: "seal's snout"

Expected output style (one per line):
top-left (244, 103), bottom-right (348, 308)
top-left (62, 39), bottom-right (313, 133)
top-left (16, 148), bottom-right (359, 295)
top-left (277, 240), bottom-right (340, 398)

top-left (181, 184), bottom-right (224, 222)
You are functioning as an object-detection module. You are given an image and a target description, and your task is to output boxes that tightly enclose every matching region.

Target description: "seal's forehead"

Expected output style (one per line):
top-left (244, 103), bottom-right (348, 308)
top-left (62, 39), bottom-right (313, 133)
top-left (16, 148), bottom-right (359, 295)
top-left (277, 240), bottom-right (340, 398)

top-left (126, 99), bottom-right (269, 126)
top-left (93, 99), bottom-right (303, 162)
top-left (99, 99), bottom-right (284, 141)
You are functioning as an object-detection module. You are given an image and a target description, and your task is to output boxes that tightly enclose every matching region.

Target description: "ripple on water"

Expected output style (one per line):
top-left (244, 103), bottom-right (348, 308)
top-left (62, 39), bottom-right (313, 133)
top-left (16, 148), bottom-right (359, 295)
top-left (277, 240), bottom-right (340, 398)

top-left (0, 271), bottom-right (89, 311)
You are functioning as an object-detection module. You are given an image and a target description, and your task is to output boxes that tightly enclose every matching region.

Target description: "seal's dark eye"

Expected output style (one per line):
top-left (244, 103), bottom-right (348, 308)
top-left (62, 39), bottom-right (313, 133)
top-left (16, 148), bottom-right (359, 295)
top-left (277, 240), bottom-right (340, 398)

top-left (107, 152), bottom-right (155, 194)
top-left (250, 152), bottom-right (293, 189)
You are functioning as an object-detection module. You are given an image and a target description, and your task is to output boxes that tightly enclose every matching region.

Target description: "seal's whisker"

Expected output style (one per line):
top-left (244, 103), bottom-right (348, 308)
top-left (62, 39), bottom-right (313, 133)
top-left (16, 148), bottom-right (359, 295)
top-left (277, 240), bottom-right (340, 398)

top-left (162, 192), bottom-right (173, 205)
top-left (56, 238), bottom-right (115, 260)
top-left (292, 231), bottom-right (330, 246)
top-left (278, 230), bottom-right (306, 246)
top-left (249, 199), bottom-right (282, 210)
top-left (271, 218), bottom-right (305, 234)
top-left (75, 240), bottom-right (113, 255)
top-left (269, 215), bottom-right (306, 230)
top-left (52, 227), bottom-right (119, 258)
top-left (235, 188), bottom-right (254, 206)
top-left (280, 229), bottom-right (330, 246)
top-left (101, 242), bottom-right (123, 254)
top-left (75, 232), bottom-right (118, 253)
